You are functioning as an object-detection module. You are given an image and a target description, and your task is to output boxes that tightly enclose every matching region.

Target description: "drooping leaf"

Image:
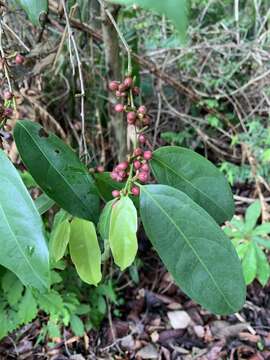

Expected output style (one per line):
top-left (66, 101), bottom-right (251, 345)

top-left (69, 218), bottom-right (102, 286)
top-left (140, 184), bottom-right (246, 315)
top-left (255, 245), bottom-right (270, 286)
top-left (98, 200), bottom-right (115, 241)
top-left (108, 0), bottom-right (188, 42)
top-left (0, 150), bottom-right (50, 291)
top-left (245, 200), bottom-right (261, 232)
top-left (35, 193), bottom-right (55, 215)
top-left (16, 0), bottom-right (48, 26)
top-left (14, 120), bottom-right (100, 222)
top-left (109, 196), bottom-right (138, 270)
top-left (49, 210), bottom-right (71, 262)
top-left (242, 242), bottom-right (257, 285)
top-left (151, 146), bottom-right (235, 224)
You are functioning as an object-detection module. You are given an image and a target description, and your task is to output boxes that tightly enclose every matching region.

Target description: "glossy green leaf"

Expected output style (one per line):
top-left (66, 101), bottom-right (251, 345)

top-left (0, 150), bottom-right (50, 291)
top-left (16, 0), bottom-right (48, 26)
top-left (140, 184), bottom-right (246, 315)
top-left (69, 218), bottom-right (102, 286)
top-left (14, 120), bottom-right (100, 222)
top-left (151, 146), bottom-right (235, 224)
top-left (49, 210), bottom-right (71, 262)
top-left (242, 243), bottom-right (257, 285)
top-left (94, 172), bottom-right (124, 202)
top-left (108, 0), bottom-right (188, 42)
top-left (70, 314), bottom-right (85, 337)
top-left (109, 196), bottom-right (138, 271)
top-left (35, 193), bottom-right (55, 215)
top-left (255, 245), bottom-right (270, 286)
top-left (245, 200), bottom-right (261, 232)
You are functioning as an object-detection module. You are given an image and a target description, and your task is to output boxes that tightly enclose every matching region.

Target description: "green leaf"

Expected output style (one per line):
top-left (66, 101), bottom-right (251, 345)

top-left (1, 271), bottom-right (24, 306)
top-left (70, 314), bottom-right (85, 337)
top-left (18, 289), bottom-right (38, 324)
top-left (254, 236), bottom-right (270, 249)
top-left (98, 200), bottom-right (114, 241)
top-left (151, 146), bottom-right (235, 224)
top-left (255, 245), bottom-right (270, 286)
top-left (109, 196), bottom-right (138, 271)
top-left (50, 217), bottom-right (71, 262)
top-left (253, 223), bottom-right (270, 236)
top-left (16, 0), bottom-right (48, 26)
top-left (109, 0), bottom-right (188, 42)
top-left (242, 243), bottom-right (257, 285)
top-left (35, 193), bottom-right (55, 215)
top-left (0, 150), bottom-right (50, 291)
top-left (14, 120), bottom-right (100, 222)
top-left (69, 218), bottom-right (102, 286)
top-left (245, 200), bottom-right (261, 232)
top-left (140, 184), bottom-right (246, 315)
top-left (94, 172), bottom-right (124, 202)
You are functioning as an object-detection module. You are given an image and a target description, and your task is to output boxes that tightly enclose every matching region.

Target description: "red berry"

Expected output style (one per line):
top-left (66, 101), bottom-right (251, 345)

top-left (127, 112), bottom-right (137, 124)
top-left (118, 83), bottom-right (127, 92)
top-left (138, 171), bottom-right (148, 183)
top-left (120, 92), bottom-right (126, 97)
top-left (133, 160), bottom-right (141, 170)
top-left (111, 171), bottom-right (118, 180)
top-left (141, 163), bottom-right (149, 172)
top-left (3, 91), bottom-right (12, 100)
top-left (117, 161), bottom-right (129, 171)
top-left (115, 90), bottom-right (122, 97)
top-left (134, 148), bottom-right (142, 157)
top-left (116, 175), bottom-right (124, 182)
top-left (109, 81), bottom-right (119, 91)
top-left (15, 54), bottom-right (24, 65)
top-left (138, 134), bottom-right (146, 144)
top-left (143, 151), bottom-right (152, 160)
top-left (133, 87), bottom-right (140, 96)
top-left (112, 190), bottom-right (120, 198)
top-left (114, 103), bottom-right (124, 113)
top-left (124, 77), bottom-right (133, 88)
top-left (131, 186), bottom-right (140, 196)
top-left (4, 108), bottom-right (13, 117)
top-left (96, 165), bottom-right (105, 173)
top-left (138, 105), bottom-right (147, 115)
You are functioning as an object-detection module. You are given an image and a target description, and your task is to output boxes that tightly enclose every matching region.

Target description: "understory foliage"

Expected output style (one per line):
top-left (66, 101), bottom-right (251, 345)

top-left (0, 0), bottom-right (269, 343)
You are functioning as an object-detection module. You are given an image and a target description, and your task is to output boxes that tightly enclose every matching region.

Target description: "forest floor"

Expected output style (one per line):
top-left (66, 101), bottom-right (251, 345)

top-left (0, 244), bottom-right (270, 360)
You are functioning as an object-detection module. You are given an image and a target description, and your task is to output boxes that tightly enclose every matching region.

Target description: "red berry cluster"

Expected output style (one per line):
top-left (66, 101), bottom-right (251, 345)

top-left (109, 77), bottom-right (150, 127)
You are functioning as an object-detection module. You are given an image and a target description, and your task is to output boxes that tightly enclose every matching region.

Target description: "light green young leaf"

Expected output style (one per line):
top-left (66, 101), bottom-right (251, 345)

top-left (98, 200), bottom-right (114, 241)
top-left (69, 219), bottom-right (102, 286)
top-left (254, 236), bottom-right (270, 250)
top-left (244, 200), bottom-right (261, 232)
top-left (1, 271), bottom-right (24, 306)
top-left (18, 289), bottom-right (38, 324)
top-left (0, 150), bottom-right (50, 291)
top-left (108, 0), bottom-right (188, 42)
top-left (140, 184), bottom-right (246, 315)
top-left (109, 196), bottom-right (138, 271)
top-left (242, 243), bottom-right (257, 285)
top-left (253, 223), bottom-right (270, 236)
top-left (70, 314), bottom-right (85, 337)
top-left (255, 245), bottom-right (270, 286)
top-left (16, 0), bottom-right (48, 26)
top-left (50, 210), bottom-right (71, 262)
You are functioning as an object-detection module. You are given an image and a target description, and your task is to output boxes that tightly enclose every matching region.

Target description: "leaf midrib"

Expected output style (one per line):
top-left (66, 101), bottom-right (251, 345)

top-left (141, 186), bottom-right (235, 312)
top-left (152, 156), bottom-right (228, 220)
top-left (19, 122), bottom-right (94, 216)
top-left (0, 202), bottom-right (47, 289)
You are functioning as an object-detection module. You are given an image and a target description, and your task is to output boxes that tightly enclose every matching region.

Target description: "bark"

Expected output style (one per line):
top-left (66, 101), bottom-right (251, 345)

top-left (101, 4), bottom-right (127, 162)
